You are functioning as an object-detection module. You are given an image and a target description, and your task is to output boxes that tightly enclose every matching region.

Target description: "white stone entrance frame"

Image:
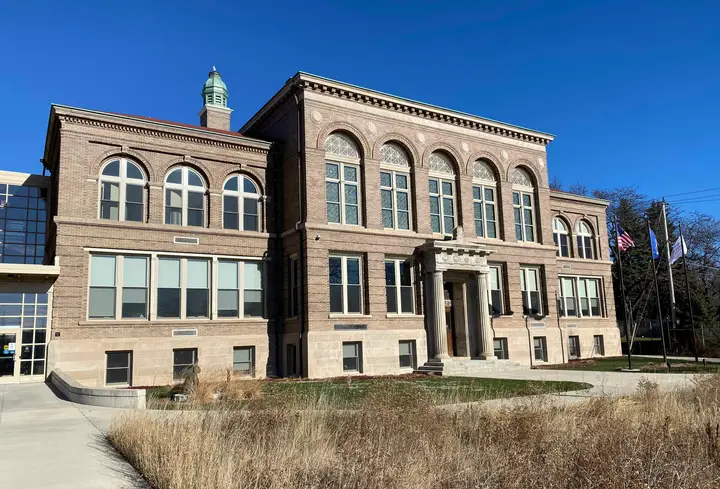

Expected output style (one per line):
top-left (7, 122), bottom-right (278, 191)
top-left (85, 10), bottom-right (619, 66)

top-left (418, 230), bottom-right (496, 362)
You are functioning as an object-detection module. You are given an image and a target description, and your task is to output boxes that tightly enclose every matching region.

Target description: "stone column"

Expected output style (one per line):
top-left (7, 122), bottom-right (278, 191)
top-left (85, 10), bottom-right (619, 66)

top-left (431, 270), bottom-right (449, 359)
top-left (476, 269), bottom-right (497, 360)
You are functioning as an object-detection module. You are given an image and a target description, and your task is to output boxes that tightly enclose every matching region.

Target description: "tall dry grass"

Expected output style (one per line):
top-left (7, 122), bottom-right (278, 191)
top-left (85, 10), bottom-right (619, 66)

top-left (110, 376), bottom-right (720, 489)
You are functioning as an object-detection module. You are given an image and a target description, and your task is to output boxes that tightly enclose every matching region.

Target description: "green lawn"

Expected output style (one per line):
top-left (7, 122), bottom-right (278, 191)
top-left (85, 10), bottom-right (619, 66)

top-left (540, 356), bottom-right (720, 374)
top-left (147, 375), bottom-right (591, 408)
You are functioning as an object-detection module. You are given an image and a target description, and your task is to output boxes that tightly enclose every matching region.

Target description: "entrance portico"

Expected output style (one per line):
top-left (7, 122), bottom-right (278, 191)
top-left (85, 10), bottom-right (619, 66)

top-left (419, 230), bottom-right (496, 363)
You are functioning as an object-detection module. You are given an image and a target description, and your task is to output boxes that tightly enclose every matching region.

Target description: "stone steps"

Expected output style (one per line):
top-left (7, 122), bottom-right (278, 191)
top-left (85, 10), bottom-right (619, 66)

top-left (415, 358), bottom-right (528, 376)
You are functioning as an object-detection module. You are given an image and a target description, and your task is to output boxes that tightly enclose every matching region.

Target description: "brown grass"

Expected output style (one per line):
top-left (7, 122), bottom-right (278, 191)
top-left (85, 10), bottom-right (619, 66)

top-left (109, 376), bottom-right (720, 489)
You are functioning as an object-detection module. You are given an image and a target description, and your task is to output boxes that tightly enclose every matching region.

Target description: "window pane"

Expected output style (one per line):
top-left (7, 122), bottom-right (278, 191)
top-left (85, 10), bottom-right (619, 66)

top-left (384, 261), bottom-right (396, 286)
top-left (224, 213), bottom-right (239, 230)
top-left (244, 262), bottom-right (263, 290)
top-left (166, 169), bottom-right (182, 184)
top-left (347, 285), bottom-right (361, 313)
top-left (329, 258), bottom-right (342, 284)
top-left (158, 259), bottom-right (180, 288)
top-left (219, 261), bottom-right (239, 289)
top-left (187, 171), bottom-right (203, 187)
top-left (102, 161), bottom-right (120, 177)
top-left (121, 289), bottom-right (147, 318)
top-left (126, 184), bottom-right (143, 204)
top-left (429, 179), bottom-right (438, 194)
top-left (91, 256), bottom-right (116, 286)
top-left (101, 182), bottom-right (120, 202)
top-left (218, 290), bottom-right (239, 317)
top-left (243, 290), bottom-right (263, 317)
top-left (345, 184), bottom-right (358, 205)
top-left (89, 287), bottom-right (115, 318)
top-left (346, 259), bottom-right (360, 285)
top-left (107, 351), bottom-right (130, 369)
top-left (125, 203), bottom-right (143, 222)
top-left (327, 203), bottom-right (340, 223)
top-left (234, 347), bottom-right (251, 364)
top-left (400, 287), bottom-right (414, 313)
top-left (224, 176), bottom-right (238, 191)
top-left (166, 188), bottom-right (182, 207)
top-left (380, 172), bottom-right (392, 187)
top-left (186, 289), bottom-right (209, 317)
top-left (398, 211), bottom-right (410, 230)
top-left (157, 289), bottom-right (180, 318)
top-left (224, 195), bottom-right (238, 213)
top-left (326, 163), bottom-right (339, 179)
top-left (431, 215), bottom-right (441, 233)
top-left (124, 256), bottom-right (147, 287)
top-left (187, 260), bottom-right (209, 289)
top-left (126, 162), bottom-right (143, 180)
top-left (381, 189), bottom-right (393, 209)
top-left (386, 286), bottom-right (397, 313)
top-left (441, 181), bottom-right (452, 195)
top-left (188, 208), bottom-right (204, 227)
top-left (243, 214), bottom-right (259, 231)
top-left (330, 285), bottom-right (343, 313)
top-left (396, 174), bottom-right (408, 189)
top-left (345, 204), bottom-right (359, 225)
top-left (243, 177), bottom-right (257, 194)
top-left (106, 368), bottom-right (129, 385)
top-left (382, 209), bottom-right (394, 228)
top-left (344, 166), bottom-right (357, 182)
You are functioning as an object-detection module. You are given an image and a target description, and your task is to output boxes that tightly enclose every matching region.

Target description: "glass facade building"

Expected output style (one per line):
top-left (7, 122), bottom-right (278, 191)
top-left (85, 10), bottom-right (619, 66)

top-left (0, 183), bottom-right (47, 264)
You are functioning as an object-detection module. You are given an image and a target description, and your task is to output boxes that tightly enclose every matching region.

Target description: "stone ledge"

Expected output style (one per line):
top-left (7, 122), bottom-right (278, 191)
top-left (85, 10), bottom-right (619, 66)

top-left (49, 369), bottom-right (146, 409)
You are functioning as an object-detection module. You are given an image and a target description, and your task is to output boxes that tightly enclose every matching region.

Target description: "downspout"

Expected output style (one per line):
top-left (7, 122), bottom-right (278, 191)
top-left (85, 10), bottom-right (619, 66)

top-left (293, 88), bottom-right (307, 377)
top-left (525, 315), bottom-right (533, 367)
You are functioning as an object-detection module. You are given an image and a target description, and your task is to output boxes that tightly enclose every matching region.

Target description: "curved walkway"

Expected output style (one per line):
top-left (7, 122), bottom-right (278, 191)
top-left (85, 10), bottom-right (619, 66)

top-left (0, 383), bottom-right (148, 489)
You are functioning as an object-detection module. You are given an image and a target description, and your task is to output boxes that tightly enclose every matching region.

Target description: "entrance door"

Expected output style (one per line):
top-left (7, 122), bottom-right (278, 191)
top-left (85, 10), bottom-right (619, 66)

top-left (0, 332), bottom-right (18, 379)
top-left (443, 284), bottom-right (455, 356)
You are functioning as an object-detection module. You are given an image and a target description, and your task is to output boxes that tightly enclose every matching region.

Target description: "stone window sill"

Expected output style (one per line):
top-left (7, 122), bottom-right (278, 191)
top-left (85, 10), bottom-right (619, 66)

top-left (385, 313), bottom-right (424, 319)
top-left (328, 314), bottom-right (372, 319)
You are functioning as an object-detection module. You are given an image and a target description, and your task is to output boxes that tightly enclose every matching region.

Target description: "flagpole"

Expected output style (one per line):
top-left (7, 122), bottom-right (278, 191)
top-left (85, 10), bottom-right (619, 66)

top-left (679, 225), bottom-right (699, 362)
top-left (615, 219), bottom-right (633, 370)
top-left (647, 219), bottom-right (667, 363)
top-left (661, 200), bottom-right (677, 348)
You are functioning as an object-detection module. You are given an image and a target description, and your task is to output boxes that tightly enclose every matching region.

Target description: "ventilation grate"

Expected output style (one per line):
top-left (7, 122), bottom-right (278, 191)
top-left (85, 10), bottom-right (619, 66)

top-left (174, 236), bottom-right (200, 245)
top-left (172, 329), bottom-right (198, 337)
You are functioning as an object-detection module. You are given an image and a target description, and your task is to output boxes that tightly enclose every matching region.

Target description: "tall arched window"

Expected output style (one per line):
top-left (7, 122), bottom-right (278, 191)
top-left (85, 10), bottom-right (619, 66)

top-left (428, 152), bottom-right (456, 235)
top-left (99, 158), bottom-right (146, 222)
top-left (472, 160), bottom-right (498, 239)
top-left (223, 174), bottom-right (261, 231)
top-left (325, 133), bottom-right (361, 226)
top-left (379, 142), bottom-right (412, 230)
top-left (577, 220), bottom-right (596, 259)
top-left (553, 217), bottom-right (570, 257)
top-left (511, 167), bottom-right (536, 242)
top-left (164, 166), bottom-right (206, 227)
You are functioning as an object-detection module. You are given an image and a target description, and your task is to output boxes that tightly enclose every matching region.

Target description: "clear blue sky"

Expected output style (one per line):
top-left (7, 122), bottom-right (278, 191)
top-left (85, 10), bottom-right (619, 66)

top-left (1, 0), bottom-right (718, 216)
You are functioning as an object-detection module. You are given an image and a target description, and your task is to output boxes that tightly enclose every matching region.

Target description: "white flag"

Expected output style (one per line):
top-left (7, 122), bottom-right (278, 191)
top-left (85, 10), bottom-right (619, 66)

top-left (669, 236), bottom-right (687, 265)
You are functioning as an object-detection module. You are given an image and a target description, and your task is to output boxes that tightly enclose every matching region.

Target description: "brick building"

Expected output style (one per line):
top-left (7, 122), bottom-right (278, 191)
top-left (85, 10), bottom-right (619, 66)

top-left (0, 69), bottom-right (619, 386)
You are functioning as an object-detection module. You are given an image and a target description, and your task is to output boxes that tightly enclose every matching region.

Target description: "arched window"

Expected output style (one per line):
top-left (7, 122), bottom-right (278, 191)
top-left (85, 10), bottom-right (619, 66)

top-left (325, 133), bottom-right (361, 226)
top-left (511, 168), bottom-right (536, 242)
top-left (223, 174), bottom-right (261, 231)
top-left (553, 217), bottom-right (570, 257)
top-left (379, 142), bottom-right (412, 231)
top-left (472, 160), bottom-right (498, 239)
top-left (576, 220), bottom-right (596, 259)
top-left (99, 158), bottom-right (146, 222)
top-left (428, 152), bottom-right (456, 235)
top-left (164, 166), bottom-right (206, 227)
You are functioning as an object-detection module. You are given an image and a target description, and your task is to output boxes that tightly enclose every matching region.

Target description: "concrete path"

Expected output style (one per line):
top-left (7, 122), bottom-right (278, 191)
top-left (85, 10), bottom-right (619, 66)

top-left (467, 368), bottom-right (702, 409)
top-left (0, 383), bottom-right (148, 489)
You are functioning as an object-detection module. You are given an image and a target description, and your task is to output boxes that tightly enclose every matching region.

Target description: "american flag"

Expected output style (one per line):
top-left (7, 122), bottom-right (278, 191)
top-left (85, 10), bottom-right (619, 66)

top-left (617, 224), bottom-right (635, 251)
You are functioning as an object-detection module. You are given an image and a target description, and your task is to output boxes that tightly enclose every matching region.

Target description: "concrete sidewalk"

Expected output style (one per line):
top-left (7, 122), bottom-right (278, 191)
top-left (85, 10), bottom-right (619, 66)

top-left (0, 383), bottom-right (148, 489)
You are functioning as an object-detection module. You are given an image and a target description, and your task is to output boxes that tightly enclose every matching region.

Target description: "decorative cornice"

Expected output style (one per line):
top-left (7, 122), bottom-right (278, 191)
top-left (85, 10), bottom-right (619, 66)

top-left (58, 114), bottom-right (270, 155)
top-left (241, 73), bottom-right (554, 146)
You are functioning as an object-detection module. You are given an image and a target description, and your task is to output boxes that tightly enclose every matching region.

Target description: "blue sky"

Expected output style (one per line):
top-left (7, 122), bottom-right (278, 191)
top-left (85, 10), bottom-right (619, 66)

top-left (1, 0), bottom-right (718, 216)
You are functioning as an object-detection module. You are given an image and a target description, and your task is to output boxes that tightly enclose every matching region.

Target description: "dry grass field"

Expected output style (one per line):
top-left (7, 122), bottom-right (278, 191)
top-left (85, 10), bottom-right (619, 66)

top-left (109, 376), bottom-right (720, 489)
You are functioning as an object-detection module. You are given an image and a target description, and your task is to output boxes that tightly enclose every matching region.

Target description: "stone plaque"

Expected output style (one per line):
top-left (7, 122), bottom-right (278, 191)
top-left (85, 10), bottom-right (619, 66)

top-left (334, 324), bottom-right (368, 331)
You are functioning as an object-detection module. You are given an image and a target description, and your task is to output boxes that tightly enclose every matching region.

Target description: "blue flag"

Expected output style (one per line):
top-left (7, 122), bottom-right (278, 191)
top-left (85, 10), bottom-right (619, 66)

top-left (649, 228), bottom-right (660, 260)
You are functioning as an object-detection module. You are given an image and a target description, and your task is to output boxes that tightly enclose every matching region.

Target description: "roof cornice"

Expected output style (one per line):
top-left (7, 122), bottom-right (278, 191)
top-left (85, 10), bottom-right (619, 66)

top-left (550, 190), bottom-right (609, 206)
top-left (51, 105), bottom-right (272, 155)
top-left (241, 72), bottom-right (555, 146)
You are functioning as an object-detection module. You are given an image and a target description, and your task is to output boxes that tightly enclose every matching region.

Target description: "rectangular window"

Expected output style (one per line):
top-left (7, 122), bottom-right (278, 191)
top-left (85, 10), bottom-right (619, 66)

top-left (342, 341), bottom-right (362, 372)
top-left (122, 256), bottom-right (148, 318)
top-left (233, 346), bottom-right (255, 376)
top-left (593, 335), bottom-right (605, 356)
top-left (520, 266), bottom-right (543, 316)
top-left (380, 171), bottom-right (411, 230)
top-left (559, 277), bottom-right (603, 318)
top-left (385, 258), bottom-right (414, 314)
top-left (429, 178), bottom-right (455, 235)
top-left (218, 261), bottom-right (240, 317)
top-left (218, 260), bottom-right (265, 318)
top-left (488, 265), bottom-right (504, 316)
top-left (244, 262), bottom-right (263, 318)
top-left (568, 335), bottom-right (580, 359)
top-left (0, 184), bottom-right (47, 265)
top-left (157, 258), bottom-right (181, 318)
top-left (329, 255), bottom-right (363, 314)
top-left (513, 191), bottom-right (535, 242)
top-left (173, 348), bottom-right (198, 380)
top-left (89, 255), bottom-right (116, 319)
top-left (186, 259), bottom-right (209, 318)
top-left (326, 162), bottom-right (360, 225)
top-left (106, 351), bottom-right (132, 385)
top-left (399, 340), bottom-right (416, 369)
top-left (473, 185), bottom-right (497, 239)
top-left (557, 277), bottom-right (577, 317)
top-left (288, 256), bottom-right (299, 318)
top-left (533, 337), bottom-right (547, 362)
top-left (493, 338), bottom-right (509, 359)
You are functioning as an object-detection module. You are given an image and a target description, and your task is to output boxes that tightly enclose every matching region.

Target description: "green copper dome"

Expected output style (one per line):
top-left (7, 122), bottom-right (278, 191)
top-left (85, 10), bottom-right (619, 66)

top-left (202, 67), bottom-right (228, 107)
